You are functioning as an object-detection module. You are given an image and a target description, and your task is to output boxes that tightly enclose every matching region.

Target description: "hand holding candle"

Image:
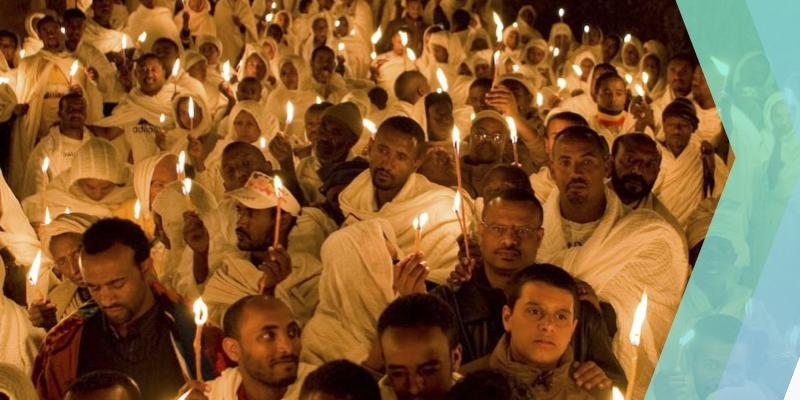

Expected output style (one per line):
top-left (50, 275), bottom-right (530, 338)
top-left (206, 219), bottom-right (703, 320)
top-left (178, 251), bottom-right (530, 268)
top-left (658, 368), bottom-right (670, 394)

top-left (192, 297), bottom-right (208, 382)
top-left (451, 193), bottom-right (471, 265)
top-left (412, 212), bottom-right (429, 254)
top-left (182, 178), bottom-right (195, 211)
top-left (27, 250), bottom-right (47, 302)
top-left (506, 116), bottom-right (520, 166)
top-left (626, 291), bottom-right (648, 400)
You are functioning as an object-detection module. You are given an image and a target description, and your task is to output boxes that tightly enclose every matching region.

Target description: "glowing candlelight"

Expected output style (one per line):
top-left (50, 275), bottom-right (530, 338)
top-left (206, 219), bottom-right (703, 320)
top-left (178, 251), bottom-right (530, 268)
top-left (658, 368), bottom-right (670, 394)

top-left (371, 28), bottom-right (382, 45)
top-left (28, 250), bottom-right (47, 302)
top-left (134, 198), bottom-right (142, 221)
top-left (452, 192), bottom-right (471, 264)
top-left (370, 50), bottom-right (377, 60)
top-left (363, 119), bottom-right (377, 138)
top-left (623, 33), bottom-right (632, 43)
top-left (493, 12), bottom-right (503, 43)
top-left (285, 101), bottom-right (294, 128)
top-left (558, 8), bottom-right (565, 21)
top-left (624, 73), bottom-right (633, 84)
top-left (259, 136), bottom-right (267, 149)
top-left (626, 292), bottom-right (649, 400)
top-left (634, 83), bottom-right (645, 98)
top-left (19, 49), bottom-right (25, 59)
top-left (182, 178), bottom-right (194, 211)
top-left (137, 31), bottom-right (147, 45)
top-left (64, 207), bottom-right (71, 214)
top-left (337, 41), bottom-right (345, 53)
top-left (222, 60), bottom-right (231, 82)
top-left (557, 78), bottom-right (567, 91)
top-left (192, 297), bottom-right (208, 382)
top-left (536, 92), bottom-right (544, 107)
top-left (177, 151), bottom-right (186, 181)
top-left (572, 64), bottom-right (583, 77)
top-left (159, 113), bottom-right (166, 129)
top-left (187, 96), bottom-right (195, 133)
top-left (412, 212), bottom-right (429, 254)
top-left (642, 71), bottom-right (650, 85)
top-left (68, 60), bottom-right (79, 85)
top-left (470, 112), bottom-right (475, 121)
top-left (399, 31), bottom-right (408, 47)
top-left (512, 64), bottom-right (520, 73)
top-left (584, 25), bottom-right (590, 34)
top-left (265, 13), bottom-right (274, 22)
top-left (452, 126), bottom-right (462, 193)
top-left (315, 96), bottom-right (322, 104)
top-left (334, 19), bottom-right (341, 28)
top-left (506, 116), bottom-right (519, 166)
top-left (0, 77), bottom-right (8, 85)
top-left (44, 206), bottom-right (52, 225)
top-left (612, 386), bottom-right (624, 400)
top-left (41, 156), bottom-right (50, 175)
top-left (405, 48), bottom-right (416, 62)
top-left (273, 176), bottom-right (284, 247)
top-left (553, 47), bottom-right (560, 58)
top-left (436, 68), bottom-right (448, 92)
top-left (171, 58), bottom-right (181, 78)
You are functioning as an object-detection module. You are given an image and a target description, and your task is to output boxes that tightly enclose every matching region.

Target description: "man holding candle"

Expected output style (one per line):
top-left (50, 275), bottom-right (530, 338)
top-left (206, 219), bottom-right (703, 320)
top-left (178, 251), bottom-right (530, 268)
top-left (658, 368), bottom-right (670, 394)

top-left (32, 218), bottom-right (213, 400)
top-left (338, 116), bottom-right (463, 284)
top-left (485, 76), bottom-right (542, 173)
top-left (201, 171), bottom-right (321, 326)
top-left (538, 126), bottom-right (688, 399)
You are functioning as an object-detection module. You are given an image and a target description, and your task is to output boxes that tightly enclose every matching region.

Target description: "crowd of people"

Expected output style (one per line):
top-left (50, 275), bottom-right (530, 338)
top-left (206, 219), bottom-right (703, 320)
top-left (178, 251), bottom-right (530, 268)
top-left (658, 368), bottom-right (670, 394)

top-left (0, 0), bottom-right (765, 399)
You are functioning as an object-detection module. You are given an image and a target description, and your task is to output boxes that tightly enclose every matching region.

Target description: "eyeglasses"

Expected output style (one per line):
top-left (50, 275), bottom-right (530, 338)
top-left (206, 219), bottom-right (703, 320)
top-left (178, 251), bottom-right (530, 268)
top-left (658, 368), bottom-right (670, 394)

top-left (472, 129), bottom-right (506, 143)
top-left (523, 305), bottom-right (574, 327)
top-left (481, 222), bottom-right (541, 239)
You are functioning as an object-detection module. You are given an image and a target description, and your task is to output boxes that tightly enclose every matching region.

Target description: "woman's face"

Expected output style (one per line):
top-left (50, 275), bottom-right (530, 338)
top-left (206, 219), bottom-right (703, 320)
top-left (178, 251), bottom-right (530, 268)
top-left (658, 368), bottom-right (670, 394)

top-left (527, 46), bottom-right (545, 65)
top-left (280, 62), bottom-right (299, 90)
top-left (579, 58), bottom-right (595, 81)
top-left (505, 31), bottom-right (519, 49)
top-left (244, 54), bottom-right (267, 80)
top-left (623, 44), bottom-right (640, 66)
top-left (177, 97), bottom-right (204, 129)
top-left (233, 111), bottom-right (261, 143)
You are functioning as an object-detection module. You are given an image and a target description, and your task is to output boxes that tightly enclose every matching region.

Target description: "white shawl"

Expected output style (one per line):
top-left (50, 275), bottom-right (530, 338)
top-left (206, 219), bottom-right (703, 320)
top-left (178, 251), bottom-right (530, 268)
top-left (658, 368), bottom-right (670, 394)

top-left (125, 5), bottom-right (181, 53)
top-left (301, 219), bottom-right (398, 364)
top-left (21, 126), bottom-right (93, 200)
top-left (339, 171), bottom-right (463, 283)
top-left (214, 0), bottom-right (259, 65)
top-left (538, 188), bottom-right (689, 400)
top-left (0, 258), bottom-right (46, 376)
top-left (0, 174), bottom-right (39, 267)
top-left (207, 364), bottom-right (314, 400)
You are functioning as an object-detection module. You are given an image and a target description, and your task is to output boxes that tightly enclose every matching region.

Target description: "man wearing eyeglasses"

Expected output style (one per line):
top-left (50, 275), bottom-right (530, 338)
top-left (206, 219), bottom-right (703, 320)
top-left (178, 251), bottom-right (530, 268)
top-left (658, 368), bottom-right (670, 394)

top-left (538, 125), bottom-right (689, 399)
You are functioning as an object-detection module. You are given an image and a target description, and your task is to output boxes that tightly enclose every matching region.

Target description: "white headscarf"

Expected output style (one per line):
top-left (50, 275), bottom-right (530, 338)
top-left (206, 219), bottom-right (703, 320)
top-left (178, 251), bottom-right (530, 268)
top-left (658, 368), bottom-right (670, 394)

top-left (68, 138), bottom-right (127, 187)
top-left (39, 212), bottom-right (98, 260)
top-left (133, 152), bottom-right (178, 216)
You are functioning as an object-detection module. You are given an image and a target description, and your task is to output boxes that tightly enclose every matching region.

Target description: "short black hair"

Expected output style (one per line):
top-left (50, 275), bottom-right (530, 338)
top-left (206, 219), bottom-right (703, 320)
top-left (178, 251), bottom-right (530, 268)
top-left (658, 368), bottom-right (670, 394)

top-left (36, 15), bottom-right (60, 32)
top-left (63, 8), bottom-right (86, 21)
top-left (376, 116), bottom-right (426, 157)
top-left (593, 71), bottom-right (625, 95)
top-left (238, 76), bottom-right (262, 88)
top-left (445, 369), bottom-right (533, 400)
top-left (611, 132), bottom-right (658, 157)
top-left (452, 9), bottom-right (471, 31)
top-left (82, 218), bottom-right (150, 265)
top-left (377, 293), bottom-right (458, 349)
top-left (311, 45), bottom-right (335, 62)
top-left (470, 78), bottom-right (493, 92)
top-left (307, 101), bottom-right (334, 116)
top-left (153, 37), bottom-right (180, 53)
top-left (267, 24), bottom-right (284, 42)
top-left (425, 91), bottom-right (453, 113)
top-left (547, 111), bottom-right (588, 129)
top-left (368, 86), bottom-right (389, 110)
top-left (0, 30), bottom-right (19, 48)
top-left (136, 52), bottom-right (168, 74)
top-left (553, 125), bottom-right (609, 157)
top-left (222, 141), bottom-right (269, 167)
top-left (66, 370), bottom-right (142, 399)
top-left (299, 360), bottom-right (380, 400)
top-left (482, 188), bottom-right (543, 224)
top-left (590, 63), bottom-right (618, 93)
top-left (668, 53), bottom-right (697, 69)
top-left (480, 165), bottom-right (533, 197)
top-left (58, 92), bottom-right (86, 112)
top-left (507, 264), bottom-right (580, 315)
top-left (395, 70), bottom-right (427, 103)
top-left (499, 78), bottom-right (531, 98)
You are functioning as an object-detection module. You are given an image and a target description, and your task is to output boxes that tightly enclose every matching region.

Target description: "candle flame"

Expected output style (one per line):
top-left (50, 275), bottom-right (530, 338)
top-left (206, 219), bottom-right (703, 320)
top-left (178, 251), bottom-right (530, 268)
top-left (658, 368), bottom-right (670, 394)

top-left (134, 199), bottom-right (141, 219)
top-left (371, 28), bottom-right (382, 45)
top-left (121, 35), bottom-right (128, 49)
top-left (44, 206), bottom-right (52, 225)
top-left (512, 64), bottom-right (520, 73)
top-left (558, 8), bottom-right (565, 18)
top-left (222, 60), bottom-right (231, 82)
top-left (493, 51), bottom-right (500, 66)
top-left (363, 119), bottom-right (377, 135)
top-left (642, 71), bottom-right (650, 85)
top-left (286, 101), bottom-right (294, 126)
top-left (624, 33), bottom-right (632, 43)
top-left (315, 96), bottom-right (322, 104)
top-left (536, 92), bottom-right (544, 107)
top-left (19, 49), bottom-right (25, 59)
top-left (28, 250), bottom-right (43, 286)
top-left (64, 207), bottom-right (71, 214)
top-left (412, 212), bottom-right (429, 230)
top-left (41, 157), bottom-right (50, 173)
top-left (271, 1), bottom-right (277, 9)
top-left (399, 31), bottom-right (409, 47)
top-left (274, 176), bottom-right (283, 198)
top-left (572, 64), bottom-right (583, 77)
top-left (470, 112), bottom-right (475, 121)
top-left (187, 96), bottom-right (195, 119)
top-left (159, 113), bottom-right (166, 124)
top-left (370, 51), bottom-right (377, 60)
top-left (259, 136), bottom-right (267, 149)
top-left (177, 390), bottom-right (191, 400)
top-left (629, 292), bottom-right (648, 346)
top-left (60, 27), bottom-right (65, 35)
top-left (193, 297), bottom-right (209, 325)
top-left (137, 31), bottom-right (147, 43)
top-left (177, 151), bottom-right (186, 175)
top-left (406, 48), bottom-right (416, 61)
top-left (557, 78), bottom-right (567, 90)
top-left (584, 25), bottom-right (590, 34)
top-left (612, 386), bottom-right (624, 400)
top-left (506, 116), bottom-right (518, 143)
top-left (452, 192), bottom-right (461, 214)
top-left (334, 19), bottom-right (341, 28)
top-left (436, 68), bottom-right (448, 92)
top-left (182, 178), bottom-right (193, 197)
top-left (493, 12), bottom-right (503, 43)
top-left (634, 84), bottom-right (645, 98)
top-left (625, 73), bottom-right (633, 84)
top-left (266, 13), bottom-right (274, 22)
top-left (553, 47), bottom-right (560, 58)
top-left (338, 41), bottom-right (345, 52)
top-left (452, 126), bottom-right (460, 152)
top-left (0, 77), bottom-right (8, 85)
top-left (172, 59), bottom-right (181, 78)
top-left (69, 60), bottom-right (79, 77)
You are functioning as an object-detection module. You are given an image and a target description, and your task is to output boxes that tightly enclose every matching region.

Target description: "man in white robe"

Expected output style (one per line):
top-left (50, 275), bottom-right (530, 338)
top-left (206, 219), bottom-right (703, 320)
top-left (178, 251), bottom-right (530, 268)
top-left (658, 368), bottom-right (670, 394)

top-left (652, 98), bottom-right (728, 227)
top-left (125, 0), bottom-right (180, 53)
top-left (214, 0), bottom-right (259, 66)
top-left (537, 126), bottom-right (688, 400)
top-left (201, 172), bottom-right (321, 325)
top-left (338, 116), bottom-right (462, 284)
top-left (529, 109), bottom-right (588, 204)
top-left (21, 93), bottom-right (93, 199)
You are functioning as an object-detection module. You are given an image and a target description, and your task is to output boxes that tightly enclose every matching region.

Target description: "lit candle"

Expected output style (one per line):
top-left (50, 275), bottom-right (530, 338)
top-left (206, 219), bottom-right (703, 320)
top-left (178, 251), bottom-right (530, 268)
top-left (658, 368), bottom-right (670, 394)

top-left (159, 113), bottom-right (166, 130)
top-left (512, 64), bottom-right (520, 73)
top-left (436, 67), bottom-right (448, 92)
top-left (452, 126), bottom-right (463, 192)
top-left (557, 78), bottom-right (567, 92)
top-left (623, 33), bottom-right (632, 43)
top-left (192, 297), bottom-right (208, 382)
top-left (187, 96), bottom-right (195, 133)
top-left (506, 116), bottom-right (519, 166)
top-left (259, 136), bottom-right (267, 150)
top-left (315, 96), bottom-right (322, 104)
top-left (624, 73), bottom-right (633, 85)
top-left (553, 47), bottom-right (560, 58)
top-left (137, 31), bottom-right (147, 48)
top-left (399, 31), bottom-right (409, 69)
top-left (222, 60), bottom-right (231, 82)
top-left (0, 77), bottom-right (8, 85)
top-left (285, 101), bottom-right (294, 129)
top-left (177, 151), bottom-right (186, 181)
top-left (273, 177), bottom-right (283, 247)
top-left (405, 48), bottom-right (416, 62)
top-left (642, 71), bottom-right (650, 85)
top-left (265, 13), bottom-right (274, 23)
top-left (451, 192), bottom-right (470, 264)
top-left (134, 198), bottom-right (142, 224)
top-left (68, 60), bottom-right (79, 86)
top-left (493, 12), bottom-right (503, 44)
top-left (337, 41), bottom-right (345, 55)
top-left (370, 28), bottom-right (382, 61)
top-left (43, 206), bottom-right (52, 225)
top-left (626, 292), bottom-right (648, 400)
top-left (634, 83), bottom-right (646, 102)
top-left (64, 207), bottom-right (71, 215)
top-left (558, 8), bottom-right (565, 22)
top-left (572, 64), bottom-right (583, 77)
top-left (171, 59), bottom-right (181, 93)
top-left (411, 212), bottom-right (429, 254)
top-left (583, 24), bottom-right (590, 34)
top-left (27, 250), bottom-right (47, 302)
top-left (536, 92), bottom-right (544, 108)
top-left (363, 119), bottom-right (377, 139)
top-left (19, 49), bottom-right (25, 59)
top-left (182, 178), bottom-right (194, 211)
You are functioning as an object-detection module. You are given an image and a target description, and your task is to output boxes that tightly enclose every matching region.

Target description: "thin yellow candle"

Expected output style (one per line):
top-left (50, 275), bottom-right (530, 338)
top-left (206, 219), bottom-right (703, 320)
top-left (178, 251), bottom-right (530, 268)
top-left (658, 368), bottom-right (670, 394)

top-left (451, 193), bottom-right (470, 263)
top-left (133, 198), bottom-right (142, 225)
top-left (273, 176), bottom-right (283, 247)
top-left (436, 67), bottom-right (448, 92)
top-left (370, 28), bottom-right (382, 60)
top-left (406, 48), bottom-right (416, 62)
top-left (506, 116), bottom-right (520, 166)
top-left (626, 292), bottom-right (648, 400)
top-left (452, 126), bottom-right (463, 191)
top-left (192, 297), bottom-right (208, 382)
top-left (27, 250), bottom-right (47, 302)
top-left (411, 212), bottom-right (428, 254)
top-left (222, 60), bottom-right (231, 82)
top-left (68, 60), bottom-right (79, 86)
top-left (177, 151), bottom-right (186, 181)
top-left (399, 31), bottom-right (409, 69)
top-left (121, 35), bottom-right (128, 63)
top-left (182, 178), bottom-right (194, 211)
top-left (43, 206), bottom-right (52, 225)
top-left (493, 12), bottom-right (503, 44)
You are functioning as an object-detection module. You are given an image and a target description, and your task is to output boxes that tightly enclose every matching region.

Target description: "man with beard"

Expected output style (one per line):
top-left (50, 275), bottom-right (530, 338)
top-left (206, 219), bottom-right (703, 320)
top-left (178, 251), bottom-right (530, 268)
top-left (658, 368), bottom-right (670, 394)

top-left (201, 172), bottom-right (322, 325)
top-left (182, 296), bottom-right (315, 400)
top-left (610, 133), bottom-right (684, 239)
top-left (529, 110), bottom-right (588, 204)
top-left (33, 218), bottom-right (213, 400)
top-left (338, 116), bottom-right (463, 284)
top-left (538, 126), bottom-right (688, 399)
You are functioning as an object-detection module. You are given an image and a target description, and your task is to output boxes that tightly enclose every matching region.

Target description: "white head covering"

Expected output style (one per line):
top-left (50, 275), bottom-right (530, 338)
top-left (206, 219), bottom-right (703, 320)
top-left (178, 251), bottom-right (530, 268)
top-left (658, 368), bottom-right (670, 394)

top-left (277, 54), bottom-right (313, 91)
top-left (152, 179), bottom-right (218, 247)
top-left (39, 213), bottom-right (99, 260)
top-left (428, 31), bottom-right (466, 69)
top-left (237, 44), bottom-right (273, 87)
top-left (226, 100), bottom-right (281, 143)
top-left (621, 35), bottom-right (644, 71)
top-left (69, 139), bottom-right (127, 187)
top-left (171, 91), bottom-right (213, 137)
top-left (0, 362), bottom-right (38, 400)
top-left (133, 152), bottom-right (178, 216)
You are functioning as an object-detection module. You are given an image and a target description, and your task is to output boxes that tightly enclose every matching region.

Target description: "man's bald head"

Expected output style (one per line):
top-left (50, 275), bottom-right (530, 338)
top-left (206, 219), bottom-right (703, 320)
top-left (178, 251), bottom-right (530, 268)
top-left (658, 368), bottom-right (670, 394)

top-left (223, 295), bottom-right (293, 339)
top-left (395, 70), bottom-right (430, 104)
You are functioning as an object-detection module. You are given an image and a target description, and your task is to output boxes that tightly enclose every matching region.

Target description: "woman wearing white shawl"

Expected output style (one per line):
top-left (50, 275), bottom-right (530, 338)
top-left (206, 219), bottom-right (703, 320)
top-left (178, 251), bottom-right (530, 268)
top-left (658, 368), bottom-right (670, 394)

top-left (515, 5), bottom-right (541, 43)
top-left (616, 35), bottom-right (643, 77)
top-left (565, 50), bottom-right (596, 95)
top-left (225, 100), bottom-right (283, 168)
top-left (547, 22), bottom-right (576, 78)
top-left (413, 25), bottom-right (443, 78)
top-left (184, 50), bottom-right (232, 130)
top-left (266, 55), bottom-right (318, 146)
top-left (519, 38), bottom-right (553, 90)
top-left (153, 179), bottom-right (218, 298)
top-left (21, 138), bottom-right (135, 223)
top-left (235, 43), bottom-right (275, 101)
top-left (575, 23), bottom-right (603, 62)
top-left (301, 219), bottom-right (399, 365)
top-left (125, 1), bottom-right (180, 53)
top-left (132, 152), bottom-right (178, 234)
top-left (38, 212), bottom-right (98, 321)
top-left (173, 0), bottom-right (217, 38)
top-left (638, 40), bottom-right (668, 101)
top-left (423, 31), bottom-right (465, 92)
top-left (500, 26), bottom-right (523, 61)
top-left (0, 258), bottom-right (46, 376)
top-left (214, 0), bottom-right (259, 66)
